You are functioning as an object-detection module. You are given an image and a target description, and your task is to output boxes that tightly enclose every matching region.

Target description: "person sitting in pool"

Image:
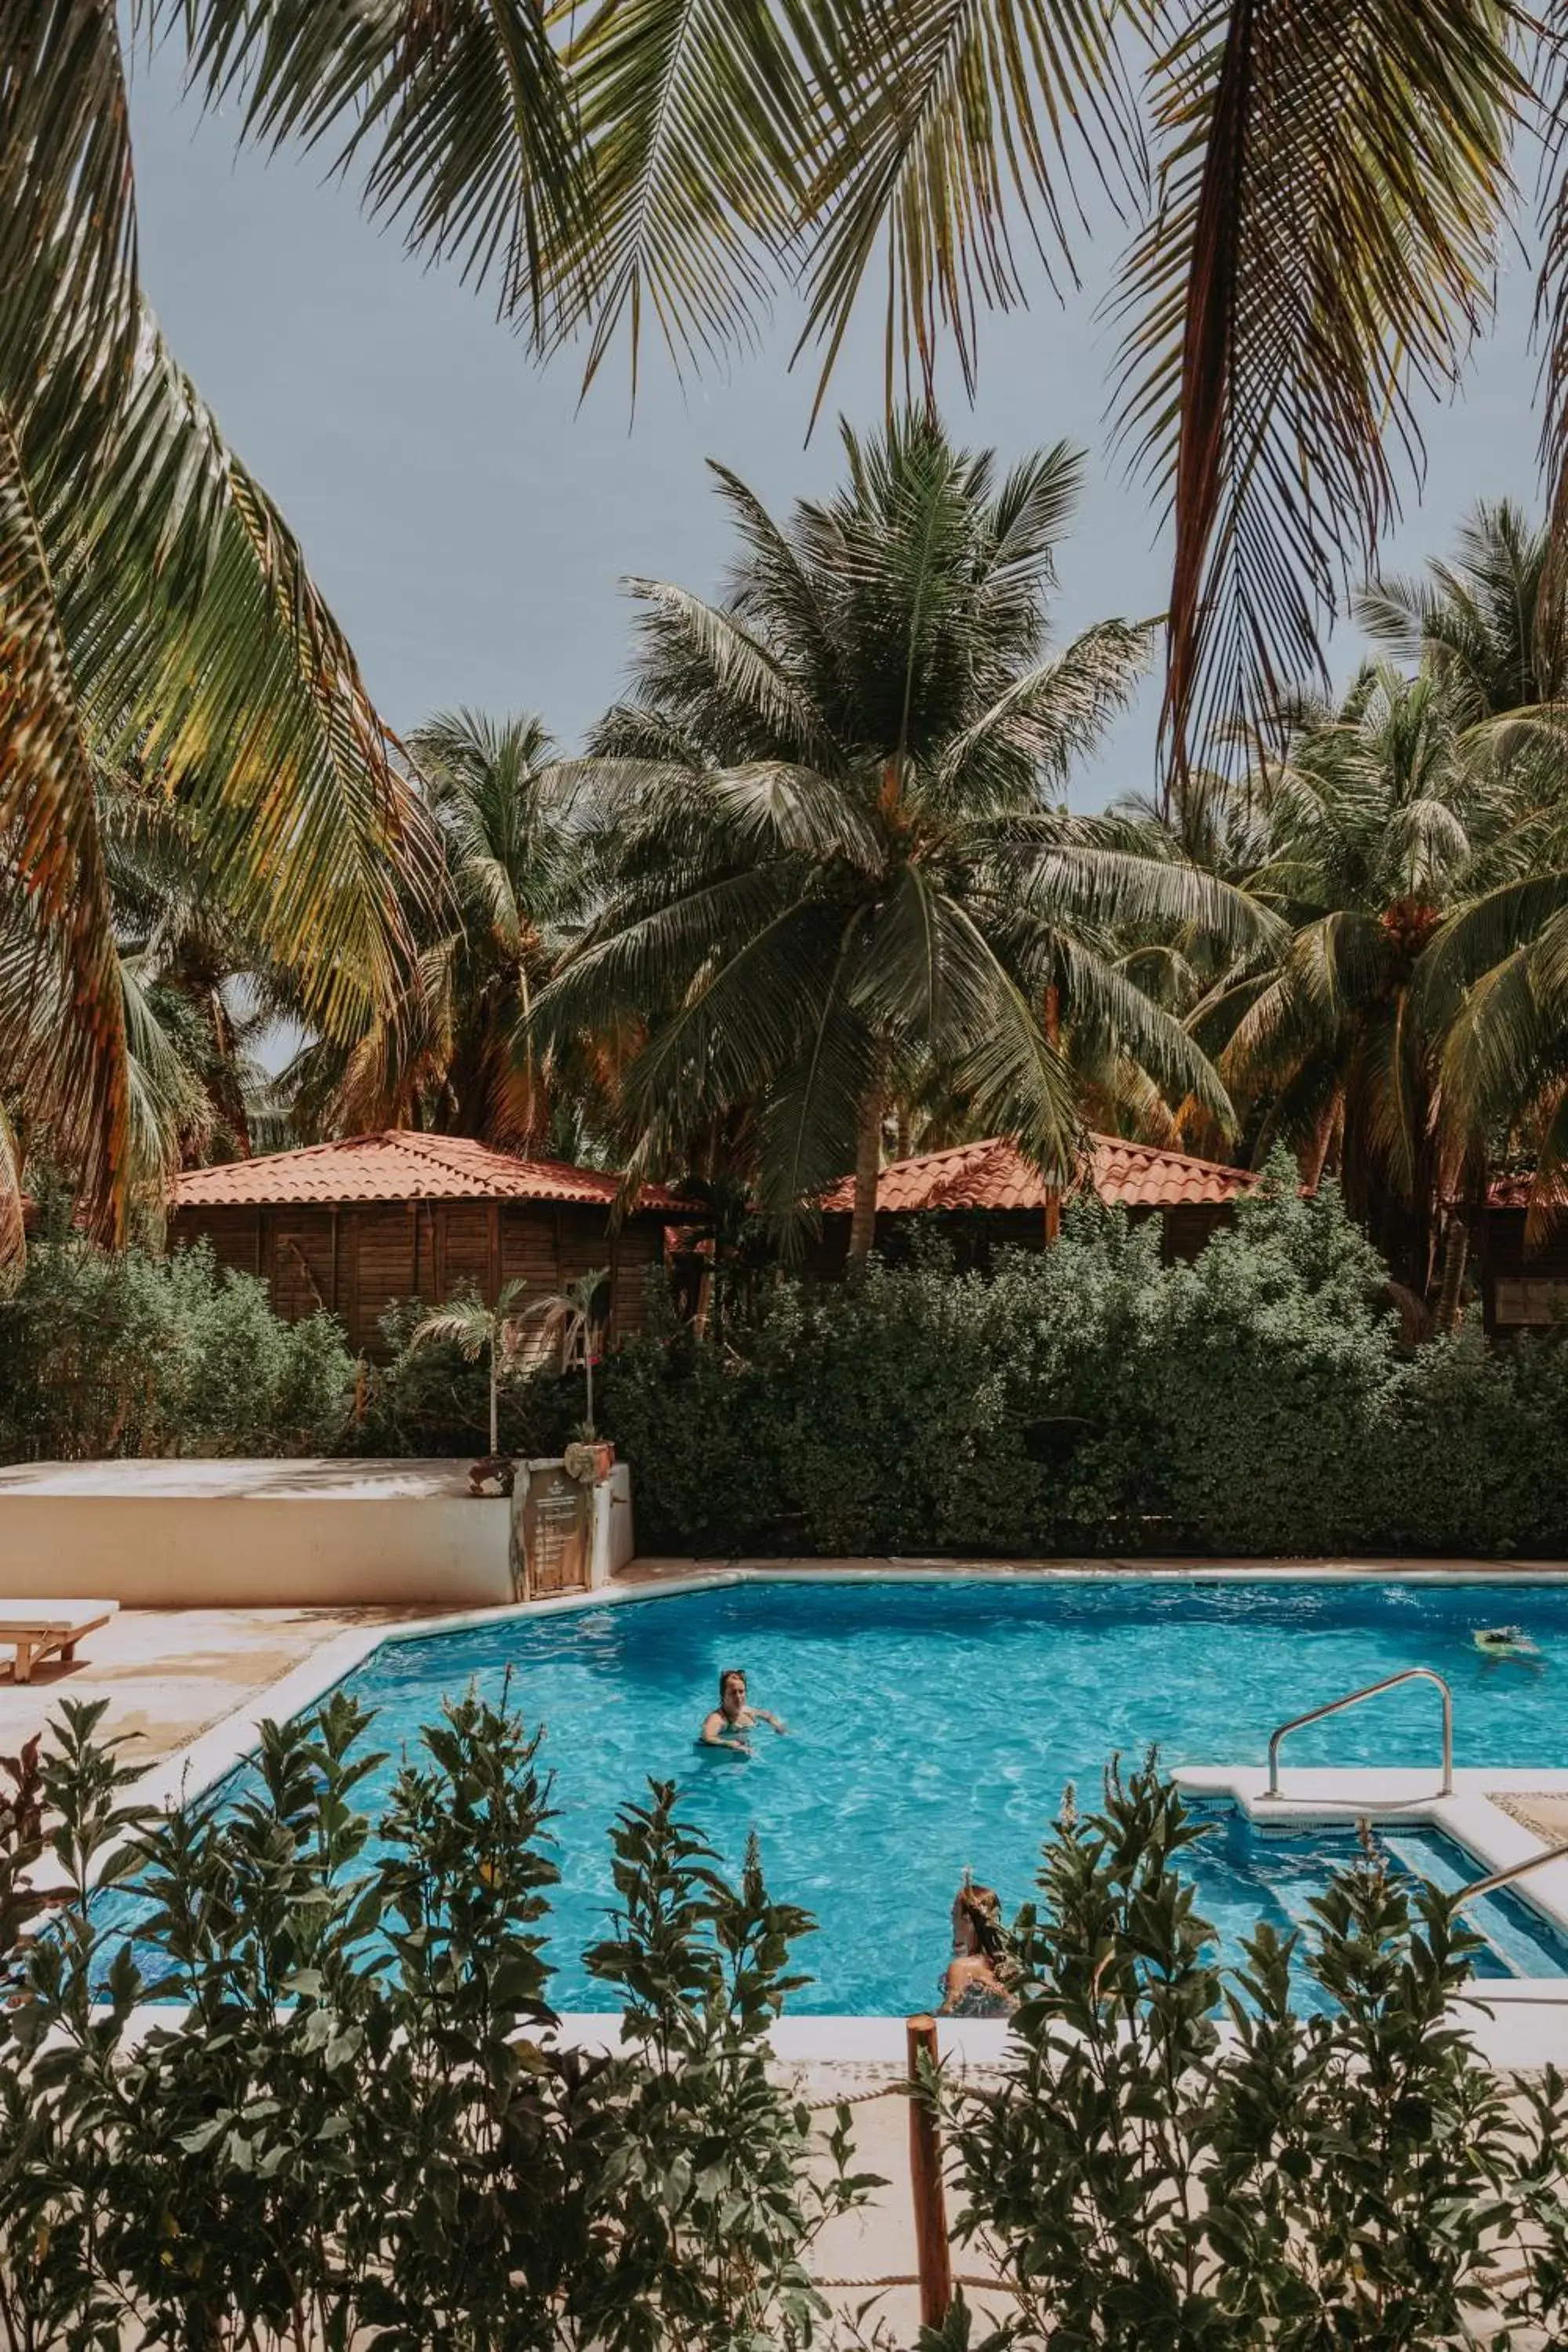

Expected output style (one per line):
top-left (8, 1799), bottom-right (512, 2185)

top-left (700, 1666), bottom-right (786, 1752)
top-left (938, 1878), bottom-right (1017, 2019)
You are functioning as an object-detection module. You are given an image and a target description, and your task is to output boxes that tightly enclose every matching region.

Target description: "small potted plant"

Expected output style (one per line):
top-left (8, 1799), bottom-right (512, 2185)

top-left (527, 1268), bottom-right (615, 1483)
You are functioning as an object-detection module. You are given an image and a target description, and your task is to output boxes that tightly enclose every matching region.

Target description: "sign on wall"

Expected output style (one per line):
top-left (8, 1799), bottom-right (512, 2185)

top-left (514, 1459), bottom-right (591, 1599)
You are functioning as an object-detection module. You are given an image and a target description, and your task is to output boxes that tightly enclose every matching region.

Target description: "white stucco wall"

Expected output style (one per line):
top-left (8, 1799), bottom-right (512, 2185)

top-left (0, 1460), bottom-right (513, 1608)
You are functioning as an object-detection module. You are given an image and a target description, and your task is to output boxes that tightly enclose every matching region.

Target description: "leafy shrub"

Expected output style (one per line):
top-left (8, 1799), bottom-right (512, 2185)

top-left (550, 1159), bottom-right (1568, 1557)
top-left (938, 1753), bottom-right (1568, 2348)
top-left (0, 1696), bottom-right (872, 2352)
top-left (0, 1237), bottom-right (354, 1460)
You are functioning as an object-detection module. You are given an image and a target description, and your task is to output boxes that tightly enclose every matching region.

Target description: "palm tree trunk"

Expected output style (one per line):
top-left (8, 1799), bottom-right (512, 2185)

top-left (1043, 983), bottom-right (1062, 1245)
top-left (488, 1344), bottom-right (499, 1457)
top-left (1434, 1215), bottom-right (1469, 1337)
top-left (847, 1081), bottom-right (884, 1269)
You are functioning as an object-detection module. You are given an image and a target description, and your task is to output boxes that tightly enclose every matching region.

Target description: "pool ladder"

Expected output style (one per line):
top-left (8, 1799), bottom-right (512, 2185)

top-left (1265, 1667), bottom-right (1454, 1800)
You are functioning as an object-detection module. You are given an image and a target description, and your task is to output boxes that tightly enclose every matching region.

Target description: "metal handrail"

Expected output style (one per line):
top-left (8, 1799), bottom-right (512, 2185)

top-left (1265, 1667), bottom-right (1453, 1798)
top-left (1454, 1840), bottom-right (1568, 1910)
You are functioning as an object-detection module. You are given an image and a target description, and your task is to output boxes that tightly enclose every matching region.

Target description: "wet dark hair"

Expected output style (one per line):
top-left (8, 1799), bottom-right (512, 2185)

top-left (956, 1883), bottom-right (1006, 1963)
top-left (718, 1666), bottom-right (747, 1697)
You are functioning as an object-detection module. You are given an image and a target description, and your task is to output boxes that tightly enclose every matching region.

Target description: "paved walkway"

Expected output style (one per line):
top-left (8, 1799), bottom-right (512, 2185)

top-left (0, 1605), bottom-right (442, 1767)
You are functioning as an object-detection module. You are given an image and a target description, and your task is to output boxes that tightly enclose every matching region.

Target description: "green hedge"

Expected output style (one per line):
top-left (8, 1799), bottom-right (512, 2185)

top-left (0, 1237), bottom-right (354, 1461)
top-left (550, 1159), bottom-right (1568, 1558)
top-left (9, 1159), bottom-right (1567, 1556)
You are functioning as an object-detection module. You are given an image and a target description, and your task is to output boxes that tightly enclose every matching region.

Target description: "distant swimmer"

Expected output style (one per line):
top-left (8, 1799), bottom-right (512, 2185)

top-left (1473, 1625), bottom-right (1541, 1659)
top-left (699, 1666), bottom-right (786, 1754)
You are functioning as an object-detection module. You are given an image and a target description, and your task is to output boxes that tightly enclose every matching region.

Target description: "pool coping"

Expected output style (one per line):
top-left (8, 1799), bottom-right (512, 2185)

top-left (92, 1563), bottom-right (1568, 2067)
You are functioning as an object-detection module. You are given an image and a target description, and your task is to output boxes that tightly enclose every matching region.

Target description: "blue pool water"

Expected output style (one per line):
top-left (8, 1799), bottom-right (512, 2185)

top-left (103, 1578), bottom-right (1568, 2012)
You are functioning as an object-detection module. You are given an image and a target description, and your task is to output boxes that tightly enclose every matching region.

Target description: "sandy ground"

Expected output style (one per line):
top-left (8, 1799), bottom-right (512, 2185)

top-left (1492, 1792), bottom-right (1568, 1846)
top-left (0, 1604), bottom-right (445, 1766)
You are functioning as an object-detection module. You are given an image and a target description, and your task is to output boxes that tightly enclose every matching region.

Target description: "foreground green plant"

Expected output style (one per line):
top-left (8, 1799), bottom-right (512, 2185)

top-left (0, 1694), bottom-right (869, 2352)
top-left (941, 1754), bottom-right (1568, 2349)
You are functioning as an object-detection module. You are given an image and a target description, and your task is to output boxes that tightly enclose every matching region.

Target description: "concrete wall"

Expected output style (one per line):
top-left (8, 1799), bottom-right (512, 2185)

top-left (0, 1458), bottom-right (638, 1610)
top-left (0, 1461), bottom-right (513, 1609)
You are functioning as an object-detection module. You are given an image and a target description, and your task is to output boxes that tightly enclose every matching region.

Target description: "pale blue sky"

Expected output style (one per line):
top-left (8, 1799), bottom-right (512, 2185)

top-left (127, 36), bottom-right (1544, 805)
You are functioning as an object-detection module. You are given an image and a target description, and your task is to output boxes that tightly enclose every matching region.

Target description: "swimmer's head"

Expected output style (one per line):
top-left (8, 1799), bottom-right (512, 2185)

top-left (953, 1882), bottom-right (1004, 1958)
top-left (719, 1666), bottom-right (747, 1715)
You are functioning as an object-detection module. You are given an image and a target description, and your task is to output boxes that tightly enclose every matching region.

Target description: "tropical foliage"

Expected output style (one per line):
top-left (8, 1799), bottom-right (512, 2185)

top-left (940, 1751), bottom-right (1568, 2347)
top-left (7, 1704), bottom-right (1568, 2346)
top-left (0, 1225), bottom-right (352, 1462)
top-left (535, 416), bottom-right (1268, 1255)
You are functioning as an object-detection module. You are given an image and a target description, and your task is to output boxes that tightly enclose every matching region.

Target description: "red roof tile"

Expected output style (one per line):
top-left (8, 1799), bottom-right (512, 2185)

top-left (820, 1134), bottom-right (1257, 1217)
top-left (172, 1132), bottom-right (696, 1214)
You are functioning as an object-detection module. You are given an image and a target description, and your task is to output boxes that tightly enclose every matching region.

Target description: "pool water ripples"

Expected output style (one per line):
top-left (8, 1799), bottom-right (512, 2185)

top-left (95, 1578), bottom-right (1568, 2013)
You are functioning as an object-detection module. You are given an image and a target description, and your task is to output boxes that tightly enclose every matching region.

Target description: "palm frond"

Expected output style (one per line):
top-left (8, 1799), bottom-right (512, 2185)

top-left (1116, 0), bottom-right (1519, 783)
top-left (551, 0), bottom-right (824, 388)
top-left (136, 0), bottom-right (588, 341)
top-left (0, 393), bottom-right (129, 1238)
top-left (797, 0), bottom-right (1139, 412)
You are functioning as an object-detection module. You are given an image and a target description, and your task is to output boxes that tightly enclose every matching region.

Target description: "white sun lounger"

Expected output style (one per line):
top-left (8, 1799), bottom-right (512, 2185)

top-left (0, 1601), bottom-right (118, 1685)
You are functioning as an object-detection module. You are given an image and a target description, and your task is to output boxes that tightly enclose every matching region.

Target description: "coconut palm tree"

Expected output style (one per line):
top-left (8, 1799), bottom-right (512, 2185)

top-left (1184, 664), bottom-right (1512, 1287)
top-left (1358, 503), bottom-right (1568, 735)
top-left (2, 0), bottom-right (597, 1258)
top-left (1352, 504), bottom-right (1568, 1243)
top-left (535, 414), bottom-right (1273, 1259)
top-left (283, 710), bottom-right (597, 1149)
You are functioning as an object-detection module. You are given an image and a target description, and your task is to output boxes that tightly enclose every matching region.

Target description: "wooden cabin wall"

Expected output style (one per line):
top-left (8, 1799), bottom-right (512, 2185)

top-left (169, 1200), bottom-right (670, 1358)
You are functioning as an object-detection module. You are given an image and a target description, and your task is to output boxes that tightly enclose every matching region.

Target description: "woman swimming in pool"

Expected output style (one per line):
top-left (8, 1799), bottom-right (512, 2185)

top-left (938, 1877), bottom-right (1018, 2018)
top-left (699, 1666), bottom-right (786, 1754)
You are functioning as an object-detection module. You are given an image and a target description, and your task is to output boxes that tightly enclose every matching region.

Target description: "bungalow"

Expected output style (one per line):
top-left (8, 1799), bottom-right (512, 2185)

top-left (169, 1131), bottom-right (697, 1356)
top-left (811, 1133), bottom-right (1257, 1272)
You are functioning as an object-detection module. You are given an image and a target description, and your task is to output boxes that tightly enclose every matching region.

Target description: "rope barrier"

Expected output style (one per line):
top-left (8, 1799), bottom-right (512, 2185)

top-left (813, 2273), bottom-right (1020, 2294)
top-left (801, 2083), bottom-right (908, 2110)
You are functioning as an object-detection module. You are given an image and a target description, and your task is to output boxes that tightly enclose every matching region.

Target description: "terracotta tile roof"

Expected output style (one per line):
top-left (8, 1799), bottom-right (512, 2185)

top-left (820, 1134), bottom-right (1257, 1217)
top-left (172, 1132), bottom-right (696, 1214)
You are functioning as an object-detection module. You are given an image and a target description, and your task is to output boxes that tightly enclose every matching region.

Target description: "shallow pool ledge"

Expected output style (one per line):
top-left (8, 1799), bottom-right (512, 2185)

top-left (1176, 1763), bottom-right (1568, 1941)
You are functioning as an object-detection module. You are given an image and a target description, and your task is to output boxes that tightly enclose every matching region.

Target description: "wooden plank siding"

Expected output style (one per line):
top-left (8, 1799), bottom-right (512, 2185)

top-left (169, 1198), bottom-right (673, 1359)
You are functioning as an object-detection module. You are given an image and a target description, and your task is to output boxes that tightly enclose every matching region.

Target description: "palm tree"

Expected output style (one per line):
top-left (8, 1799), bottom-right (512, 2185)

top-left (1359, 503), bottom-right (1568, 734)
top-left (532, 1), bottom-right (1530, 788)
top-left (2, 2), bottom-right (597, 1258)
top-left (1354, 505), bottom-right (1568, 1243)
top-left (535, 414), bottom-right (1272, 1260)
top-left (408, 1278), bottom-right (534, 1461)
top-left (284, 710), bottom-right (596, 1150)
top-left (1184, 664), bottom-right (1509, 1288)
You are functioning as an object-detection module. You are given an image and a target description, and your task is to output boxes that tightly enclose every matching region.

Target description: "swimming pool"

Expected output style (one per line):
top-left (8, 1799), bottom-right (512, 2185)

top-left (108, 1577), bottom-right (1568, 2013)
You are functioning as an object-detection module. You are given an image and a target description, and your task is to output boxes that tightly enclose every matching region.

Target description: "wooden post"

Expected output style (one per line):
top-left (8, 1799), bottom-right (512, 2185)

top-left (906, 2014), bottom-right (952, 2328)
